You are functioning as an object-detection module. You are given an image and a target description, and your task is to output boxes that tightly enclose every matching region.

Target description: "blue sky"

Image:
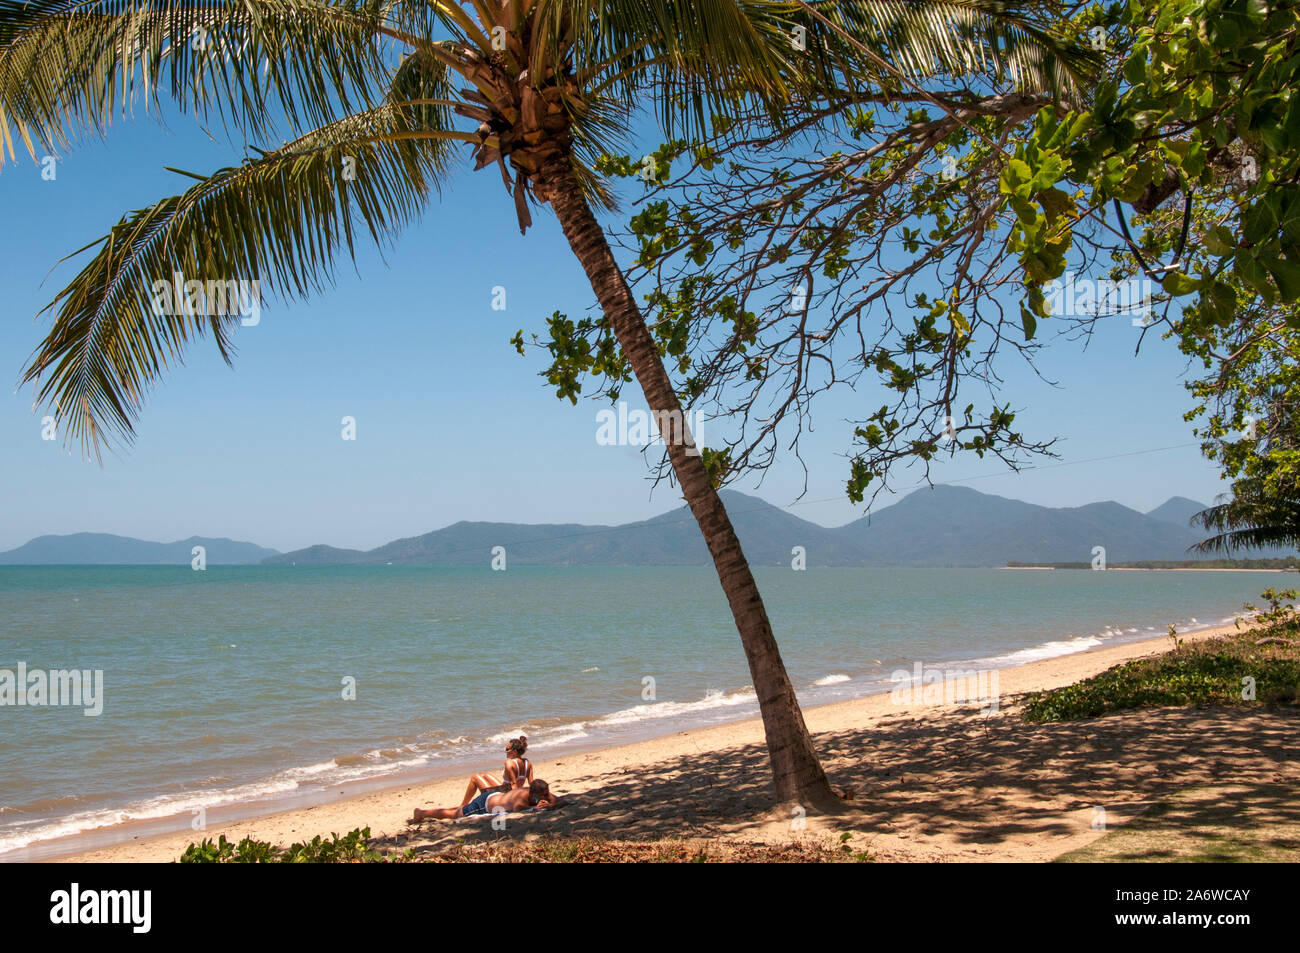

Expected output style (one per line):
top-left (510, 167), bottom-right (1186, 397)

top-left (0, 106), bottom-right (1229, 554)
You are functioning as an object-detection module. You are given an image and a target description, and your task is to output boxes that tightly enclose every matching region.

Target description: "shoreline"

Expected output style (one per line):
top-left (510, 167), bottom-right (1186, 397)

top-left (29, 619), bottom-right (1258, 863)
top-left (3, 606), bottom-right (1231, 860)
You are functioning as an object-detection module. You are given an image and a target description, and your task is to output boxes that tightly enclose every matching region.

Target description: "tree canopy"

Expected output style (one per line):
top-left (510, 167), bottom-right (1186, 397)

top-left (520, 0), bottom-right (1299, 513)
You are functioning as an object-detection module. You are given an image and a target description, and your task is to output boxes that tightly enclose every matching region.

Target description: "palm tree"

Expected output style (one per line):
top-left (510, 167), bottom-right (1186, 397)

top-left (1194, 383), bottom-right (1300, 557)
top-left (1194, 409), bottom-right (1300, 556)
top-left (1192, 487), bottom-right (1300, 555)
top-left (1, 0), bottom-right (1089, 807)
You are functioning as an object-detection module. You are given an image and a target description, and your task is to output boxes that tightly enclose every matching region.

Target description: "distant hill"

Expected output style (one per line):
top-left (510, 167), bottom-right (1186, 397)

top-left (1146, 495), bottom-right (1211, 528)
top-left (829, 485), bottom-right (1221, 566)
top-left (0, 533), bottom-right (279, 565)
top-left (265, 544), bottom-right (368, 566)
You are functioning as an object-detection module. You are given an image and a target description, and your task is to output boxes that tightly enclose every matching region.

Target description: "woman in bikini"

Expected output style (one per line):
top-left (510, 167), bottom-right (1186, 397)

top-left (458, 736), bottom-right (533, 807)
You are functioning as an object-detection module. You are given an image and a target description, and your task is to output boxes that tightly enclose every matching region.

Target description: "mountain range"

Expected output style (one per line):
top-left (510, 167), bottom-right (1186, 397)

top-left (4, 486), bottom-right (1290, 567)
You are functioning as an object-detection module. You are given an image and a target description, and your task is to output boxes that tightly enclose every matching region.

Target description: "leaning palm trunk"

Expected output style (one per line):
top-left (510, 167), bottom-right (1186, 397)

top-left (539, 158), bottom-right (833, 806)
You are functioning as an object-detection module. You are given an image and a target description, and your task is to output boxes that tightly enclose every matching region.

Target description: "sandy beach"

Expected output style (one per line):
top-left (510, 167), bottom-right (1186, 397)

top-left (49, 621), bottom-right (1300, 863)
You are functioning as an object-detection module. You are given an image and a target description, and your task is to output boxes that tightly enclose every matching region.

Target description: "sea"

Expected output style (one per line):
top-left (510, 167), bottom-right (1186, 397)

top-left (0, 564), bottom-right (1281, 858)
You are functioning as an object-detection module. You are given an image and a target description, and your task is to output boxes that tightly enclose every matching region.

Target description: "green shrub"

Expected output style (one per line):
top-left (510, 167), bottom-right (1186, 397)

top-left (179, 827), bottom-right (382, 863)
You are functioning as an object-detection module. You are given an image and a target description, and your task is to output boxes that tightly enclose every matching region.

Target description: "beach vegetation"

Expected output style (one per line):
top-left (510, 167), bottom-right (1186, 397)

top-left (1022, 596), bottom-right (1300, 722)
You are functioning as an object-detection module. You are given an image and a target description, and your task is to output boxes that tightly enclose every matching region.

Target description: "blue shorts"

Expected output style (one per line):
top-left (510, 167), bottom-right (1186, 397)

top-left (462, 789), bottom-right (495, 817)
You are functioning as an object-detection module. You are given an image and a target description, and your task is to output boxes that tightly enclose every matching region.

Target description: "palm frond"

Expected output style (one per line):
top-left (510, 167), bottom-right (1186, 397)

top-left (812, 0), bottom-right (1099, 95)
top-left (384, 0), bottom-right (493, 54)
top-left (21, 95), bottom-right (464, 457)
top-left (0, 0), bottom-right (397, 165)
top-left (533, 0), bottom-right (807, 140)
top-left (526, 0), bottom-right (1093, 176)
top-left (13, 0), bottom-right (1104, 461)
top-left (1191, 495), bottom-right (1300, 554)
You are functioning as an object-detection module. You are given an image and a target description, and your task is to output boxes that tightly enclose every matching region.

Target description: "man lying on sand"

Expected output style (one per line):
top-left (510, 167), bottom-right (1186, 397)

top-left (411, 778), bottom-right (564, 822)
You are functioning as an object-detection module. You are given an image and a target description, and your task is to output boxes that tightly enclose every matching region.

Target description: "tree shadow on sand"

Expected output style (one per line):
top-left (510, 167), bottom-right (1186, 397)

top-left (1054, 780), bottom-right (1300, 862)
top-left (376, 701), bottom-right (1300, 861)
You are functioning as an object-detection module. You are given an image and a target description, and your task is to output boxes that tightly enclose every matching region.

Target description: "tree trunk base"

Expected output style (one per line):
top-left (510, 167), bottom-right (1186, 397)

top-left (771, 784), bottom-right (854, 819)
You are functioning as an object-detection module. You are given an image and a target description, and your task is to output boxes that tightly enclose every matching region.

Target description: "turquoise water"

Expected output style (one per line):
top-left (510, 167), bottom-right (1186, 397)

top-left (0, 564), bottom-right (1280, 855)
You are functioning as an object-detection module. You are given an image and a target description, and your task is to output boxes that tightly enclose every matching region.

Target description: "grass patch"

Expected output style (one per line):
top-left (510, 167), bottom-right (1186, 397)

top-left (1056, 783), bottom-right (1300, 862)
top-left (1022, 610), bottom-right (1300, 723)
